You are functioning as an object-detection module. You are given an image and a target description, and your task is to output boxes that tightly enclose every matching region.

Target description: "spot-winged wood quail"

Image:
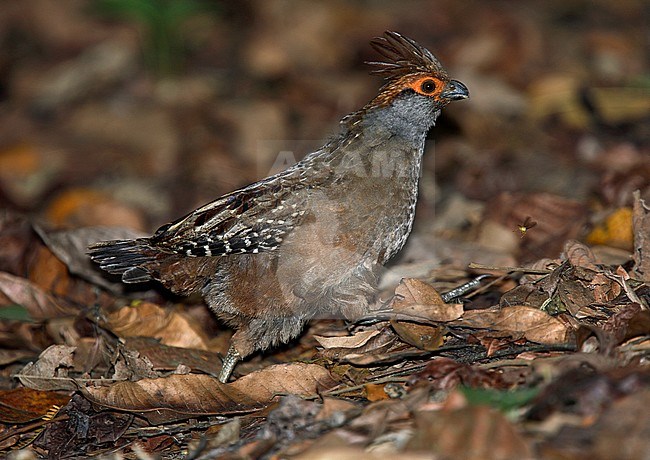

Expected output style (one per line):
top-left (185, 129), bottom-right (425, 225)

top-left (89, 31), bottom-right (469, 382)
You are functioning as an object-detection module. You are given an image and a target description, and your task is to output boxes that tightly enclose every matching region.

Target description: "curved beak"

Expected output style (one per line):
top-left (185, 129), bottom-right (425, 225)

top-left (441, 79), bottom-right (469, 101)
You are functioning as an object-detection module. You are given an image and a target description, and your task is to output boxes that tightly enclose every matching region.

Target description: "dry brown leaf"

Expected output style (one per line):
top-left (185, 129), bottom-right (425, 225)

top-left (0, 387), bottom-right (71, 423)
top-left (28, 245), bottom-right (72, 299)
top-left (390, 321), bottom-right (445, 351)
top-left (17, 345), bottom-right (77, 391)
top-left (0, 212), bottom-right (37, 277)
top-left (84, 362), bottom-right (338, 423)
top-left (106, 302), bottom-right (211, 350)
top-left (390, 278), bottom-right (463, 321)
top-left (456, 306), bottom-right (570, 344)
top-left (0, 272), bottom-right (76, 320)
top-left (34, 225), bottom-right (147, 294)
top-left (313, 330), bottom-right (380, 350)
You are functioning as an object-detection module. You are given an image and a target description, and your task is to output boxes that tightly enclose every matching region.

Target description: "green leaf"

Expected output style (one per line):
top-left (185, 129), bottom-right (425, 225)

top-left (0, 304), bottom-right (34, 322)
top-left (460, 386), bottom-right (540, 412)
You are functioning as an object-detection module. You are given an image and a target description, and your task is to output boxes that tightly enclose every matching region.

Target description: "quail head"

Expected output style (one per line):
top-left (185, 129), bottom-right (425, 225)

top-left (89, 31), bottom-right (469, 382)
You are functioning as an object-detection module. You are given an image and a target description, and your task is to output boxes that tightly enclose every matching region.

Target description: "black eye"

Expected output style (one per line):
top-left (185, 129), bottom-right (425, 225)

top-left (420, 79), bottom-right (437, 94)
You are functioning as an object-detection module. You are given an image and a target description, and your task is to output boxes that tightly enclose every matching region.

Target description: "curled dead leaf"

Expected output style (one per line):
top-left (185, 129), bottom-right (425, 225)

top-left (390, 278), bottom-right (463, 322)
top-left (313, 330), bottom-right (380, 350)
top-left (390, 321), bottom-right (446, 351)
top-left (17, 345), bottom-right (77, 391)
top-left (564, 240), bottom-right (599, 271)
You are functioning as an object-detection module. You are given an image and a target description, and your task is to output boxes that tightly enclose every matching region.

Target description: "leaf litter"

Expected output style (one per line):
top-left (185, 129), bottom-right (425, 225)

top-left (0, 3), bottom-right (648, 458)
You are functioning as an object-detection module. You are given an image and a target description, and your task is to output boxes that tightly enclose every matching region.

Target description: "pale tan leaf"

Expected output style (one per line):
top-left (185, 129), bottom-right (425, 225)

top-left (84, 362), bottom-right (337, 423)
top-left (313, 330), bottom-right (380, 349)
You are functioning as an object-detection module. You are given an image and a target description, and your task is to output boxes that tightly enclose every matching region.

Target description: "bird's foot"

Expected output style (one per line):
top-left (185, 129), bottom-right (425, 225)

top-left (219, 346), bottom-right (241, 383)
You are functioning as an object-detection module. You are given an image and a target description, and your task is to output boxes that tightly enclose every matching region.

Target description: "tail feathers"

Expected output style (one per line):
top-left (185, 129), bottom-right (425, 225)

top-left (88, 239), bottom-right (157, 283)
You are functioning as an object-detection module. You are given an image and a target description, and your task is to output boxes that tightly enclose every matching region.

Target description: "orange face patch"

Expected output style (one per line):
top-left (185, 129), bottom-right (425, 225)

top-left (405, 75), bottom-right (445, 98)
top-left (366, 73), bottom-right (448, 109)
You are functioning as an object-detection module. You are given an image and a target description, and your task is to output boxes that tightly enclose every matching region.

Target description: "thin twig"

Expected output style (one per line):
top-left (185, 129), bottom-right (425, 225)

top-left (468, 262), bottom-right (552, 275)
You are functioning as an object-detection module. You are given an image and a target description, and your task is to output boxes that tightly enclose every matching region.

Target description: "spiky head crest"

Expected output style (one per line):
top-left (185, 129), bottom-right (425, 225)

top-left (363, 31), bottom-right (453, 111)
top-left (367, 31), bottom-right (448, 80)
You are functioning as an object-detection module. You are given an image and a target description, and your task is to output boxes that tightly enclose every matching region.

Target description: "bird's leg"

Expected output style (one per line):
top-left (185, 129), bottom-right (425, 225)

top-left (218, 346), bottom-right (241, 383)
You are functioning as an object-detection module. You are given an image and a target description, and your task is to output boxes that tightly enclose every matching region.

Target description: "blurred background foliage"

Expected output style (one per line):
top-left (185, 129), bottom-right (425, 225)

top-left (0, 0), bottom-right (647, 258)
top-left (93, 0), bottom-right (221, 76)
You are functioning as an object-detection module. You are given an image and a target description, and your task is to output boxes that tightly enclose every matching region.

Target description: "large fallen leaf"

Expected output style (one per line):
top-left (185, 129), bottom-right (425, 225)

top-left (84, 363), bottom-right (338, 423)
top-left (453, 305), bottom-right (571, 344)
